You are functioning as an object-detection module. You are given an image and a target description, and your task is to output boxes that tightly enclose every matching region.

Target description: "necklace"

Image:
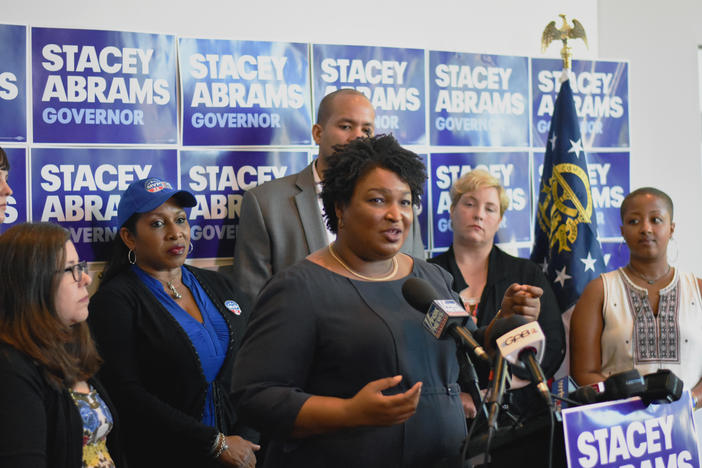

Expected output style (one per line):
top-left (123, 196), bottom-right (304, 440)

top-left (328, 244), bottom-right (398, 281)
top-left (627, 263), bottom-right (671, 285)
top-left (166, 280), bottom-right (183, 299)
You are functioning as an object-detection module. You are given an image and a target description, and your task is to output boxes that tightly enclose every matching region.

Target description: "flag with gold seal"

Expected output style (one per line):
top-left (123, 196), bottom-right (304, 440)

top-left (530, 77), bottom-right (605, 313)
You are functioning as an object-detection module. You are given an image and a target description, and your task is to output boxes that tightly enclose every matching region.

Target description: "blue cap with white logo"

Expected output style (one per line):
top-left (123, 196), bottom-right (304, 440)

top-left (117, 177), bottom-right (197, 229)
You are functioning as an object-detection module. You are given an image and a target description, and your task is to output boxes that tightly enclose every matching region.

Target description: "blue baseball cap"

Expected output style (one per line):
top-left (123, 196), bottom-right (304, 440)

top-left (117, 177), bottom-right (197, 229)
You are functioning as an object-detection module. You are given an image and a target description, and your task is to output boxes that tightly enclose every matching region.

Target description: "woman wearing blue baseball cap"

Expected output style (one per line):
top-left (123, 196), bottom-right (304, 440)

top-left (88, 177), bottom-right (259, 468)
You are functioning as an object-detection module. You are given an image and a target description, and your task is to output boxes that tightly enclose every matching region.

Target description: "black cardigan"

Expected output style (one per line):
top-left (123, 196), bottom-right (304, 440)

top-left (428, 245), bottom-right (565, 386)
top-left (0, 342), bottom-right (125, 468)
top-left (88, 265), bottom-right (253, 468)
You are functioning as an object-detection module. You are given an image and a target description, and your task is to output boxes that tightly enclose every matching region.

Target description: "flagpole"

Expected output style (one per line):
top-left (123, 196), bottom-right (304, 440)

top-left (534, 15), bottom-right (605, 379)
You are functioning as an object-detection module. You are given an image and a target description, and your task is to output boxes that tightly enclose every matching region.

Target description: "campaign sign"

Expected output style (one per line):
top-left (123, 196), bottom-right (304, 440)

top-left (429, 51), bottom-right (529, 147)
top-left (429, 152), bottom-right (531, 250)
top-left (601, 240), bottom-right (629, 272)
top-left (32, 27), bottom-right (177, 144)
top-left (31, 148), bottom-right (176, 261)
top-left (181, 150), bottom-right (309, 258)
top-left (562, 392), bottom-right (699, 468)
top-left (0, 25), bottom-right (27, 142)
top-left (417, 153), bottom-right (429, 252)
top-left (2, 147), bottom-right (27, 228)
top-left (180, 38), bottom-right (312, 146)
top-left (532, 151), bottom-right (629, 238)
top-left (532, 59), bottom-right (629, 149)
top-left (313, 44), bottom-right (425, 145)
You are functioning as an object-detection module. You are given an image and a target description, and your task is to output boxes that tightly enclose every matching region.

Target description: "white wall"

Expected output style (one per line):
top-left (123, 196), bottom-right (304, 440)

top-left (9, 0), bottom-right (700, 276)
top-left (2, 0), bottom-right (597, 58)
top-left (598, 0), bottom-right (702, 275)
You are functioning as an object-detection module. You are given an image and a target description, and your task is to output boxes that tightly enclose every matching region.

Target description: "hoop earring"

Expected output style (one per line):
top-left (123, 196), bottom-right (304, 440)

top-left (667, 236), bottom-right (679, 264)
top-left (188, 242), bottom-right (194, 255)
top-left (127, 249), bottom-right (136, 265)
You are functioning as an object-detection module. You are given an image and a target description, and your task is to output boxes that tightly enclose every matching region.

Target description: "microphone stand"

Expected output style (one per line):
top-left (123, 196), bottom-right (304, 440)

top-left (484, 353), bottom-right (508, 465)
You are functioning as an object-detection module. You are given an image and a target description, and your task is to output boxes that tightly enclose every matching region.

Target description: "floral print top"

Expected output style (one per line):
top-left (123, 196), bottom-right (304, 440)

top-left (70, 385), bottom-right (116, 468)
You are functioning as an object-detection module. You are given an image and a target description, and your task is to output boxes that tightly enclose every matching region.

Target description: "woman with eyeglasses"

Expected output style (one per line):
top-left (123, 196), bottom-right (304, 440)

top-left (0, 222), bottom-right (124, 468)
top-left (88, 177), bottom-right (259, 468)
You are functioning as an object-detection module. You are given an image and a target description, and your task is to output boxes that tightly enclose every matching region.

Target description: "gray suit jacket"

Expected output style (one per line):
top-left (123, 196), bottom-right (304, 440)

top-left (232, 162), bottom-right (425, 304)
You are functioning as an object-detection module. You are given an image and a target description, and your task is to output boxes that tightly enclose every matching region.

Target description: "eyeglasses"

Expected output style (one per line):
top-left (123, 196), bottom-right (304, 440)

top-left (60, 261), bottom-right (88, 283)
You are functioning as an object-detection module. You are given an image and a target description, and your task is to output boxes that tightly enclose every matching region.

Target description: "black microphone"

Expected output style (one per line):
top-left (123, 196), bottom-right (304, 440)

top-left (568, 385), bottom-right (599, 405)
top-left (569, 369), bottom-right (646, 405)
top-left (601, 368), bottom-right (645, 402)
top-left (402, 277), bottom-right (489, 363)
top-left (491, 315), bottom-right (552, 408)
top-left (486, 352), bottom-right (508, 433)
top-left (642, 369), bottom-right (683, 405)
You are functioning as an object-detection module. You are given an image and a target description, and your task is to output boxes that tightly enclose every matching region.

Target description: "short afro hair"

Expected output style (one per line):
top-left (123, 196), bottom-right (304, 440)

top-left (321, 134), bottom-right (426, 234)
top-left (620, 187), bottom-right (674, 221)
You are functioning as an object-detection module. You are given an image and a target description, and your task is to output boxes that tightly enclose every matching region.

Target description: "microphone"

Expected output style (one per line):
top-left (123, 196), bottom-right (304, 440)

top-left (486, 352), bottom-right (508, 434)
top-left (491, 315), bottom-right (552, 408)
top-left (642, 369), bottom-right (683, 405)
top-left (601, 368), bottom-right (645, 402)
top-left (568, 369), bottom-right (645, 405)
top-left (402, 277), bottom-right (489, 363)
top-left (568, 385), bottom-right (599, 405)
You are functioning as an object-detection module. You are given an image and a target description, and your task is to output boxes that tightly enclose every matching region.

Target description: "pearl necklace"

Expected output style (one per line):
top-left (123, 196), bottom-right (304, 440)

top-left (328, 244), bottom-right (398, 281)
top-left (627, 263), bottom-right (671, 285)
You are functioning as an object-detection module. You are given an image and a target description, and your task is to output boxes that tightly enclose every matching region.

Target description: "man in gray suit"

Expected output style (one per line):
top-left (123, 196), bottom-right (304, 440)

top-left (232, 89), bottom-right (425, 303)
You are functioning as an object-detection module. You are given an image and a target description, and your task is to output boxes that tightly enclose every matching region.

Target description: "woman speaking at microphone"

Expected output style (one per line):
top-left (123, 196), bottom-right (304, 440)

top-left (88, 177), bottom-right (259, 468)
top-left (231, 135), bottom-right (535, 467)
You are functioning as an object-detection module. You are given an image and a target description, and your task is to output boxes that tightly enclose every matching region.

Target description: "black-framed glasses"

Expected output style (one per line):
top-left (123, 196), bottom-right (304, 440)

top-left (60, 261), bottom-right (88, 283)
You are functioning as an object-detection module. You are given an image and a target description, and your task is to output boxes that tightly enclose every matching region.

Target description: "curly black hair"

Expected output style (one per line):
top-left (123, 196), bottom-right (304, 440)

top-left (321, 134), bottom-right (426, 234)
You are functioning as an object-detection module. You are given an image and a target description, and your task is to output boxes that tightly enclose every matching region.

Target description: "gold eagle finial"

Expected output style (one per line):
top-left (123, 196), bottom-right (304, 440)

top-left (541, 14), bottom-right (588, 70)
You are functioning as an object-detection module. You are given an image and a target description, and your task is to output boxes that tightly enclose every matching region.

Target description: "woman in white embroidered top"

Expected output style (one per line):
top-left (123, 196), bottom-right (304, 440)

top-left (570, 187), bottom-right (702, 408)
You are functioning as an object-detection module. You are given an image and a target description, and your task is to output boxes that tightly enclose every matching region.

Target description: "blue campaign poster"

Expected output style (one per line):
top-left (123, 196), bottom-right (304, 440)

top-left (417, 153), bottom-right (429, 252)
top-left (31, 27), bottom-right (177, 144)
top-left (532, 151), bottom-right (629, 239)
top-left (0, 24), bottom-right (27, 142)
top-left (2, 147), bottom-right (27, 228)
top-left (532, 58), bottom-right (629, 149)
top-left (312, 44), bottom-right (425, 145)
top-left (429, 51), bottom-right (529, 147)
top-left (601, 240), bottom-right (629, 272)
top-left (179, 38), bottom-right (312, 146)
top-left (180, 150), bottom-right (309, 258)
top-left (31, 148), bottom-right (177, 261)
top-left (562, 392), bottom-right (699, 468)
top-left (429, 152), bottom-right (531, 251)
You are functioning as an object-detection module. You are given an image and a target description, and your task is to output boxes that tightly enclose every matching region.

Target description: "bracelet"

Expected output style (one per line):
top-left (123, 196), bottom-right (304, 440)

top-left (211, 433), bottom-right (228, 459)
top-left (693, 394), bottom-right (699, 410)
top-left (208, 432), bottom-right (222, 457)
top-left (214, 432), bottom-right (229, 459)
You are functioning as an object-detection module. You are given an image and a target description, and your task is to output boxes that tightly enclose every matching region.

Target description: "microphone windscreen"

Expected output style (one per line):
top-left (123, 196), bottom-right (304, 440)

top-left (488, 314), bottom-right (530, 347)
top-left (402, 277), bottom-right (439, 313)
top-left (643, 369), bottom-right (683, 404)
top-left (572, 385), bottom-right (598, 405)
top-left (602, 369), bottom-right (645, 401)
